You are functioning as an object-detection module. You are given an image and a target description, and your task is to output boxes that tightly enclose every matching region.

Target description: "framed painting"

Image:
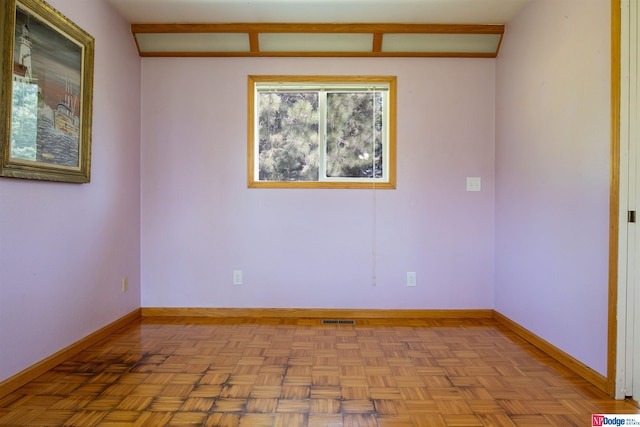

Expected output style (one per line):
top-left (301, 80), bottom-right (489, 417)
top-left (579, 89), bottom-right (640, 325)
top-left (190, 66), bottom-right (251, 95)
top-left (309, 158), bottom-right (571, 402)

top-left (0, 0), bottom-right (94, 183)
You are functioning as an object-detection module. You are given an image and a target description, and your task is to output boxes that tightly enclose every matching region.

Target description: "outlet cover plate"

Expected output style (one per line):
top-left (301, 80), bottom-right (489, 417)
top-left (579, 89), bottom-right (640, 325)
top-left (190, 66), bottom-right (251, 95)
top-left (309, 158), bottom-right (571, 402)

top-left (233, 270), bottom-right (243, 285)
top-left (407, 272), bottom-right (417, 287)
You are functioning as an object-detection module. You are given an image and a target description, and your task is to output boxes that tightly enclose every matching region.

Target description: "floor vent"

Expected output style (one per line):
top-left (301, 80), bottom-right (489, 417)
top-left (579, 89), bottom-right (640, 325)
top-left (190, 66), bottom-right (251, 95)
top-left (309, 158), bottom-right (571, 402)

top-left (321, 319), bottom-right (356, 325)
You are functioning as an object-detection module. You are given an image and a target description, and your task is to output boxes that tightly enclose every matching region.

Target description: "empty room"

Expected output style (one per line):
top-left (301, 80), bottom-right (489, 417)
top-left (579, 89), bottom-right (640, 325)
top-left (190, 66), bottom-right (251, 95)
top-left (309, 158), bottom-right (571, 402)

top-left (1, 0), bottom-right (639, 425)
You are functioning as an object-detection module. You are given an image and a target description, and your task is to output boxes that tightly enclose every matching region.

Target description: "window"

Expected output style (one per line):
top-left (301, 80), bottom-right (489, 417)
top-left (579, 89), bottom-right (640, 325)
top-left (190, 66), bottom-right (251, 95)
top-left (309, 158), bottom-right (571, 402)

top-left (248, 75), bottom-right (396, 189)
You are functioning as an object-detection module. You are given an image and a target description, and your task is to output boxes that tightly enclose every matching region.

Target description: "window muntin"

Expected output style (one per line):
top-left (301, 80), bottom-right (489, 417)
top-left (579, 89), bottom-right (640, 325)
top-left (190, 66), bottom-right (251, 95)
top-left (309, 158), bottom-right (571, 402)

top-left (248, 76), bottom-right (396, 189)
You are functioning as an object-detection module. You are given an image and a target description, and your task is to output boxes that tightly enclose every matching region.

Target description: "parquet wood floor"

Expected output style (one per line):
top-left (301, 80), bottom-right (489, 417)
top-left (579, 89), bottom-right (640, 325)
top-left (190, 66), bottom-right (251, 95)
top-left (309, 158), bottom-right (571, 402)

top-left (0, 317), bottom-right (638, 426)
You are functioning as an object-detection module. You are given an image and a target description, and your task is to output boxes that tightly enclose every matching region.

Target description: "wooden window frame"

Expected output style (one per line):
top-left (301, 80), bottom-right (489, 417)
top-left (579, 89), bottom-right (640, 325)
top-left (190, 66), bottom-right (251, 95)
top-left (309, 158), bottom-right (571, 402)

top-left (247, 75), bottom-right (397, 189)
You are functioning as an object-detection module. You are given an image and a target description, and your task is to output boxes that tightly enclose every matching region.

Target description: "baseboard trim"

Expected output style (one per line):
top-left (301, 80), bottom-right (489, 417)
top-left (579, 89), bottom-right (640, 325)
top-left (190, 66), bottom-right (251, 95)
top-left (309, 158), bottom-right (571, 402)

top-left (141, 307), bottom-right (494, 319)
top-left (0, 309), bottom-right (141, 400)
top-left (492, 310), bottom-right (608, 394)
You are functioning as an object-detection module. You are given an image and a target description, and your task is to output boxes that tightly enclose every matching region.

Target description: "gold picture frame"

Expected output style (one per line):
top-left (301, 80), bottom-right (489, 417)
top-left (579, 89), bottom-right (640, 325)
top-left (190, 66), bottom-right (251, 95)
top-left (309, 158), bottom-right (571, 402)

top-left (0, 0), bottom-right (94, 183)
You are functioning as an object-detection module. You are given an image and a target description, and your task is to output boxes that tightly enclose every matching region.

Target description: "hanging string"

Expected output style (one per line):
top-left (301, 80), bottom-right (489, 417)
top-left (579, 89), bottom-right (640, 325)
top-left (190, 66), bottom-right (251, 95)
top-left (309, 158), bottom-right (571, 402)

top-left (371, 90), bottom-right (377, 287)
top-left (372, 180), bottom-right (377, 287)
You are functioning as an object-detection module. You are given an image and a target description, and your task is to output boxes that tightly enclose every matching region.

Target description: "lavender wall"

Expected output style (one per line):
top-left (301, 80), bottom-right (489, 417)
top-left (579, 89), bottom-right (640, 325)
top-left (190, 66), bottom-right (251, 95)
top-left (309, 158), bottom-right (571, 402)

top-left (141, 58), bottom-right (495, 309)
top-left (495, 0), bottom-right (610, 375)
top-left (0, 0), bottom-right (141, 382)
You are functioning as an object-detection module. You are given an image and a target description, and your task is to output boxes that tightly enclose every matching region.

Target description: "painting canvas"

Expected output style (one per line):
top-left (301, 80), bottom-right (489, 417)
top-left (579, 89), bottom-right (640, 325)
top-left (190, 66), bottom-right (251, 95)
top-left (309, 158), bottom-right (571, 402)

top-left (0, 0), bottom-right (94, 183)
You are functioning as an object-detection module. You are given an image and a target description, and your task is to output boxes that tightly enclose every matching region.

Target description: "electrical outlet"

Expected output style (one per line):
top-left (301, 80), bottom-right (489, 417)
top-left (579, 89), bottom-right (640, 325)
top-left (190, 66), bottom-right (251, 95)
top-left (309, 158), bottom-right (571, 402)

top-left (406, 272), bottom-right (417, 287)
top-left (233, 270), bottom-right (243, 285)
top-left (121, 276), bottom-right (128, 292)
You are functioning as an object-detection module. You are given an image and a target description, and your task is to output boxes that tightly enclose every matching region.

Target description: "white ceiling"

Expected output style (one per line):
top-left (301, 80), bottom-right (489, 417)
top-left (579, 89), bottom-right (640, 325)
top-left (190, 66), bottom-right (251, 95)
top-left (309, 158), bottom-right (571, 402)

top-left (107, 0), bottom-right (530, 25)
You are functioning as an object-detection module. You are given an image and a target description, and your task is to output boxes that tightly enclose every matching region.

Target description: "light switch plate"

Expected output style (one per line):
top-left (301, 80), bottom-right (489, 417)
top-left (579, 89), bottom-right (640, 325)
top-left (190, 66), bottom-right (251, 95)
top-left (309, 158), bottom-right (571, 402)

top-left (466, 177), bottom-right (481, 192)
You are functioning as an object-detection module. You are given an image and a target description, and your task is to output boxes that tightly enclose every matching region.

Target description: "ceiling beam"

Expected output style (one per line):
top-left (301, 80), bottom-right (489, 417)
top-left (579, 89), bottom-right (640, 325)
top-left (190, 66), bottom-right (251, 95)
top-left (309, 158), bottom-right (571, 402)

top-left (131, 23), bottom-right (505, 58)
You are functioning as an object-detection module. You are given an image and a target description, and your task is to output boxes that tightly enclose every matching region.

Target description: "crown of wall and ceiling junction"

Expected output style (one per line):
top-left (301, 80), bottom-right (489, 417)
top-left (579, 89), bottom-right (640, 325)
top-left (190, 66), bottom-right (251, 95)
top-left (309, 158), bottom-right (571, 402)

top-left (107, 0), bottom-right (529, 58)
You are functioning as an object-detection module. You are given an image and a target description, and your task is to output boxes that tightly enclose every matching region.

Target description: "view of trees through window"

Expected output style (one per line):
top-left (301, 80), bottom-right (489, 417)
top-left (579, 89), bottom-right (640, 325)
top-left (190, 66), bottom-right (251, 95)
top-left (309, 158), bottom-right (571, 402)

top-left (257, 89), bottom-right (384, 182)
top-left (258, 91), bottom-right (319, 181)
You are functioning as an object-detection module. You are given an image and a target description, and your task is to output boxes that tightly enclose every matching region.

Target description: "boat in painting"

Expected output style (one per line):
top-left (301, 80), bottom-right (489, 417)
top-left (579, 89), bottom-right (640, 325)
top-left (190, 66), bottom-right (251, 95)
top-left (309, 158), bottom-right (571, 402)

top-left (54, 79), bottom-right (79, 137)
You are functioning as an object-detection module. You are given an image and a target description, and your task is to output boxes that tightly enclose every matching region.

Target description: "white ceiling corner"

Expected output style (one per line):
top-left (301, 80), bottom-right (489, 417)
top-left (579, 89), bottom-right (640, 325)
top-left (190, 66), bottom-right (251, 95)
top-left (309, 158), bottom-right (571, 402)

top-left (107, 0), bottom-right (530, 25)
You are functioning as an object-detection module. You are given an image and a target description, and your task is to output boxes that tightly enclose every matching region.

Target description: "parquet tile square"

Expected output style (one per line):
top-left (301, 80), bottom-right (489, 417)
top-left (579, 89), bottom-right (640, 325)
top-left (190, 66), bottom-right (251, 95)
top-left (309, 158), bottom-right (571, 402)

top-left (259, 366), bottom-right (287, 375)
top-left (273, 412), bottom-right (308, 426)
top-left (449, 376), bottom-right (482, 388)
top-left (254, 374), bottom-right (284, 387)
top-left (246, 397), bottom-right (278, 413)
top-left (310, 398), bottom-right (341, 413)
top-left (429, 387), bottom-right (463, 400)
top-left (1, 317), bottom-right (638, 426)
top-left (308, 413), bottom-right (343, 426)
top-left (226, 375), bottom-right (258, 385)
top-left (166, 411), bottom-right (208, 426)
top-left (189, 384), bottom-right (223, 398)
top-left (343, 413), bottom-right (378, 426)
top-left (466, 399), bottom-right (506, 414)
top-left (342, 399), bottom-right (376, 413)
top-left (410, 413), bottom-right (447, 426)
top-left (443, 413), bottom-right (485, 426)
top-left (199, 372), bottom-right (230, 385)
top-left (180, 396), bottom-right (215, 411)
top-left (310, 386), bottom-right (342, 399)
top-left (148, 396), bottom-right (185, 412)
top-left (497, 399), bottom-right (539, 415)
top-left (370, 386), bottom-right (402, 399)
top-left (0, 408), bottom-right (44, 426)
top-left (435, 399), bottom-right (474, 415)
top-left (404, 399), bottom-right (440, 413)
top-left (377, 414), bottom-right (415, 426)
top-left (116, 373), bottom-right (146, 384)
top-left (276, 398), bottom-right (311, 413)
top-left (115, 395), bottom-right (152, 411)
top-left (99, 410), bottom-right (141, 423)
top-left (396, 376), bottom-right (427, 388)
top-left (130, 384), bottom-right (164, 396)
top-left (211, 398), bottom-right (247, 412)
top-left (509, 414), bottom-right (553, 425)
top-left (220, 384), bottom-right (252, 399)
top-left (203, 412), bottom-right (239, 427)
top-left (62, 410), bottom-right (107, 426)
top-left (341, 376), bottom-right (369, 387)
top-left (237, 413), bottom-right (275, 427)
top-left (249, 386), bottom-right (282, 399)
top-left (281, 385), bottom-right (310, 398)
top-left (399, 386), bottom-right (431, 400)
top-left (374, 398), bottom-right (408, 414)
top-left (132, 411), bottom-right (173, 426)
top-left (476, 413), bottom-right (519, 427)
top-left (28, 411), bottom-right (74, 426)
top-left (341, 385), bottom-right (371, 399)
top-left (170, 374), bottom-right (204, 385)
top-left (422, 375), bottom-right (454, 388)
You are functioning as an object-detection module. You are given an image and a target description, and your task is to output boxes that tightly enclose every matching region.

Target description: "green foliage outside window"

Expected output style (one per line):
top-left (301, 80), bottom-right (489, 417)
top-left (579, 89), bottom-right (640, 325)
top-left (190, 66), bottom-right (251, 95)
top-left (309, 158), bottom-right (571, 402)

top-left (325, 92), bottom-right (383, 179)
top-left (259, 92), bottom-right (319, 181)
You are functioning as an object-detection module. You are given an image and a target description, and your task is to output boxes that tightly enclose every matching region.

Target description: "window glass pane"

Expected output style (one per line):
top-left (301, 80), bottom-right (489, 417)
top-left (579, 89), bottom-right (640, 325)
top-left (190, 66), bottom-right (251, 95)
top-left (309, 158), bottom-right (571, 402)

top-left (258, 92), bottom-right (319, 181)
top-left (325, 92), bottom-right (383, 179)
